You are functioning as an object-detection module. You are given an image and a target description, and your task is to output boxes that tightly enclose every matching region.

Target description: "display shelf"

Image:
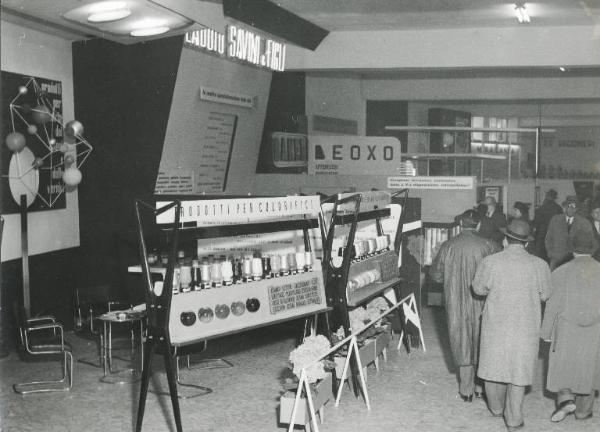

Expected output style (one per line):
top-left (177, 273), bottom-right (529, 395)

top-left (320, 190), bottom-right (413, 396)
top-left (133, 196), bottom-right (328, 432)
top-left (346, 277), bottom-right (403, 308)
top-left (332, 208), bottom-right (391, 225)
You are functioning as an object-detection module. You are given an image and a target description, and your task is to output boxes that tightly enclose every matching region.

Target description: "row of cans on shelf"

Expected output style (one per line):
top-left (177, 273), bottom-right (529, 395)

top-left (338, 234), bottom-right (392, 262)
top-left (346, 268), bottom-right (382, 292)
top-left (169, 251), bottom-right (315, 293)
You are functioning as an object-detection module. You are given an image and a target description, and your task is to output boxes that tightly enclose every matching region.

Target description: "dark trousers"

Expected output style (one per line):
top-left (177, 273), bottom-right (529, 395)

top-left (458, 365), bottom-right (482, 396)
top-left (557, 388), bottom-right (596, 419)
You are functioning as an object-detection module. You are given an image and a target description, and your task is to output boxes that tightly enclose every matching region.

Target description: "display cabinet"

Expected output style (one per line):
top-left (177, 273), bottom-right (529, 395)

top-left (320, 190), bottom-right (409, 393)
top-left (133, 195), bottom-right (331, 432)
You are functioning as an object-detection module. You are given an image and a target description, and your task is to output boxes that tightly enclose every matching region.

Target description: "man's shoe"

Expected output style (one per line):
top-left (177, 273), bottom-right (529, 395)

top-left (575, 412), bottom-right (593, 421)
top-left (550, 401), bottom-right (576, 422)
top-left (506, 422), bottom-right (524, 432)
top-left (459, 394), bottom-right (473, 402)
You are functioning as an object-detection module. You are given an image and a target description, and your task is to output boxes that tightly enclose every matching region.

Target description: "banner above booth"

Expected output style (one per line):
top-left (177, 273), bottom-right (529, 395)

top-left (308, 136), bottom-right (401, 176)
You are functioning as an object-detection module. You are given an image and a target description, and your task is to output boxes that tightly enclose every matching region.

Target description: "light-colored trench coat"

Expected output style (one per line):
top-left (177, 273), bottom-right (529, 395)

top-left (540, 255), bottom-right (600, 394)
top-left (430, 230), bottom-right (500, 366)
top-left (473, 244), bottom-right (551, 386)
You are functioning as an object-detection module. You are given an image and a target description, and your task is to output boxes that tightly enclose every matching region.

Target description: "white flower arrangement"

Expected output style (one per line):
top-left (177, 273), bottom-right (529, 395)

top-left (289, 334), bottom-right (332, 384)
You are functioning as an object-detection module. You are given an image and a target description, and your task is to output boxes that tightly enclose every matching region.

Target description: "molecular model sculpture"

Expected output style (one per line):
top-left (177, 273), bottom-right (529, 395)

top-left (3, 76), bottom-right (92, 208)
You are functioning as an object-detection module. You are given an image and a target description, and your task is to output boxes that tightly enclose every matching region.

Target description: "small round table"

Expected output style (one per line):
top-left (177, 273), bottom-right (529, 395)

top-left (99, 309), bottom-right (146, 384)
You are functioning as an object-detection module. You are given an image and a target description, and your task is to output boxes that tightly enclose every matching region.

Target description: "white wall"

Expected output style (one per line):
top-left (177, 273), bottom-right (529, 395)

top-left (1, 21), bottom-right (79, 261)
top-left (305, 74), bottom-right (365, 135)
top-left (286, 25), bottom-right (600, 71)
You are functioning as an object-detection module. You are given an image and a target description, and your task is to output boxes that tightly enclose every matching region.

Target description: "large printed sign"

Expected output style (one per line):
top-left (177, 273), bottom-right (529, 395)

top-left (184, 24), bottom-right (286, 71)
top-left (156, 195), bottom-right (321, 225)
top-left (388, 176), bottom-right (475, 190)
top-left (308, 136), bottom-right (401, 175)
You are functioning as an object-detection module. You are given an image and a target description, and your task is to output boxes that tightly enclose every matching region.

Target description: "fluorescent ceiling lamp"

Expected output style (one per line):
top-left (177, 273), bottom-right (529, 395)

top-left (514, 4), bottom-right (530, 23)
top-left (130, 26), bottom-right (170, 37)
top-left (88, 1), bottom-right (128, 13)
top-left (88, 9), bottom-right (131, 23)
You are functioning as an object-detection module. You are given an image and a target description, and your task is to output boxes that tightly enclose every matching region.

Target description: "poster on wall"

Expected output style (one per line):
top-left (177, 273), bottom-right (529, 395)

top-left (1, 71), bottom-right (66, 213)
top-left (308, 136), bottom-right (401, 175)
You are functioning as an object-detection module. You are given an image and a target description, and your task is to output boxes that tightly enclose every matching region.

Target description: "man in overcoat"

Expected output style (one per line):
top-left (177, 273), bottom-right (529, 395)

top-left (473, 220), bottom-right (552, 431)
top-left (540, 232), bottom-right (600, 422)
top-left (430, 209), bottom-right (501, 401)
top-left (545, 195), bottom-right (597, 270)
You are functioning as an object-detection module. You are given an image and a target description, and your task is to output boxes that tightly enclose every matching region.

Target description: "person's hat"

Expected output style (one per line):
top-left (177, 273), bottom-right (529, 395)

top-left (456, 209), bottom-right (480, 228)
top-left (562, 195), bottom-right (578, 207)
top-left (572, 231), bottom-right (595, 254)
top-left (501, 219), bottom-right (534, 242)
top-left (590, 200), bottom-right (600, 211)
top-left (513, 201), bottom-right (530, 216)
top-left (546, 189), bottom-right (558, 199)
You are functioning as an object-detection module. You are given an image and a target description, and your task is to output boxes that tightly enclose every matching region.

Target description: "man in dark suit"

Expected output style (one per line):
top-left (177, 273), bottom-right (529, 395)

top-left (533, 189), bottom-right (563, 261)
top-left (545, 196), bottom-right (598, 270)
top-left (478, 196), bottom-right (507, 245)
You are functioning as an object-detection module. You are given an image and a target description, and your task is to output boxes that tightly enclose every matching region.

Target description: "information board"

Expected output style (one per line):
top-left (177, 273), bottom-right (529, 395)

top-left (196, 112), bottom-right (237, 193)
top-left (268, 276), bottom-right (322, 315)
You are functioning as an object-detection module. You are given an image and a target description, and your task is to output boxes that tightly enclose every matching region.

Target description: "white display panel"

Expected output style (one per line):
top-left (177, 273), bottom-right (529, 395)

top-left (169, 260), bottom-right (327, 345)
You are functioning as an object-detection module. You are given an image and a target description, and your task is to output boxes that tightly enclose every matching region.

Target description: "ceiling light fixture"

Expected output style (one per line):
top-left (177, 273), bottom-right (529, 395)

top-left (88, 9), bottom-right (131, 23)
top-left (514, 3), bottom-right (530, 23)
top-left (129, 18), bottom-right (170, 37)
top-left (88, 1), bottom-right (128, 14)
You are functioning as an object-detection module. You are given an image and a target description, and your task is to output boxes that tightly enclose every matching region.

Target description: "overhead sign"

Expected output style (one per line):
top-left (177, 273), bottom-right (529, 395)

top-left (156, 195), bottom-right (321, 225)
top-left (200, 86), bottom-right (254, 108)
top-left (184, 24), bottom-right (286, 71)
top-left (308, 136), bottom-right (401, 176)
top-left (387, 176), bottom-right (475, 190)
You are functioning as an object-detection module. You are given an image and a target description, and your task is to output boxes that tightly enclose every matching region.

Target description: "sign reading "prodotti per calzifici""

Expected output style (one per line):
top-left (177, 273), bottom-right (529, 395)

top-left (184, 25), bottom-right (286, 71)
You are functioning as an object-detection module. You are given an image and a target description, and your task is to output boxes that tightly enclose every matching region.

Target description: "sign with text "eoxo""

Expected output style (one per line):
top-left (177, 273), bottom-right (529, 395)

top-left (308, 136), bottom-right (402, 176)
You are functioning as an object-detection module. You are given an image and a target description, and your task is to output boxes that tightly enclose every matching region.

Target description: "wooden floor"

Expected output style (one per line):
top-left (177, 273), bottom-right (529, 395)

top-left (1, 307), bottom-right (598, 432)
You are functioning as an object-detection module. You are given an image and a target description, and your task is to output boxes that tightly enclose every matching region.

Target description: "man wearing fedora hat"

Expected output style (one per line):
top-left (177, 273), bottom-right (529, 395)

top-left (545, 195), bottom-right (597, 270)
top-left (473, 220), bottom-right (551, 431)
top-left (541, 231), bottom-right (600, 423)
top-left (430, 209), bottom-right (501, 402)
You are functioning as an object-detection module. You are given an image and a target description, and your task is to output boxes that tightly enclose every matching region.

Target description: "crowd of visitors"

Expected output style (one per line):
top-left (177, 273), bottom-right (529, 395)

top-left (431, 190), bottom-right (600, 432)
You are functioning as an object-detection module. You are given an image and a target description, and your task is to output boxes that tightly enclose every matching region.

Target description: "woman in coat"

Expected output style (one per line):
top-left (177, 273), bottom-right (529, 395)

top-left (540, 232), bottom-right (600, 422)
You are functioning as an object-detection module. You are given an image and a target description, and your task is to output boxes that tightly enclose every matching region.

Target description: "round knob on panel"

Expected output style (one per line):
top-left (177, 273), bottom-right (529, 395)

top-left (198, 308), bottom-right (214, 323)
top-left (246, 297), bottom-right (260, 313)
top-left (180, 311), bottom-right (196, 326)
top-left (231, 301), bottom-right (246, 316)
top-left (215, 304), bottom-right (230, 319)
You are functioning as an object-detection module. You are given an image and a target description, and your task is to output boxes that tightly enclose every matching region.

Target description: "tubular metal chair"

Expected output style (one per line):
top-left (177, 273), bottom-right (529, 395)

top-left (13, 307), bottom-right (73, 394)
